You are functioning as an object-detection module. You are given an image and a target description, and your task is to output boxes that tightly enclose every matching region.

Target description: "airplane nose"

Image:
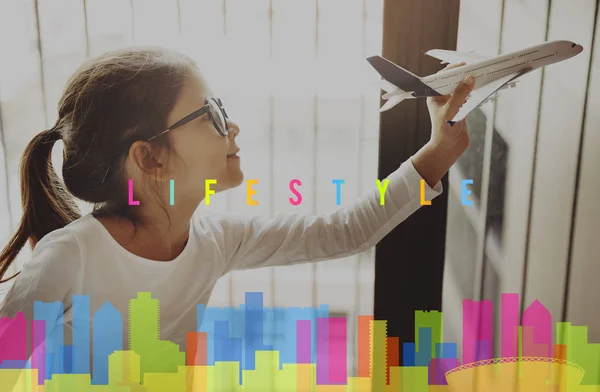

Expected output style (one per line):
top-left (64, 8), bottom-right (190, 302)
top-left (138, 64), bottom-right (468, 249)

top-left (575, 44), bottom-right (583, 53)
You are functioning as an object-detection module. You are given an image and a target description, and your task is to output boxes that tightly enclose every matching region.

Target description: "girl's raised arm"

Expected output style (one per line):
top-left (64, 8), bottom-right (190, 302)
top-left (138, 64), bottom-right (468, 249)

top-left (210, 156), bottom-right (442, 273)
top-left (209, 70), bottom-right (475, 274)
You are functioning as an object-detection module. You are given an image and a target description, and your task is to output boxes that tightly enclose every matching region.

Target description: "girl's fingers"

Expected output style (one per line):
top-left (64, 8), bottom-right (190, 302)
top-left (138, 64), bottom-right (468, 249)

top-left (429, 95), bottom-right (449, 104)
top-left (430, 63), bottom-right (468, 104)
top-left (445, 76), bottom-right (475, 119)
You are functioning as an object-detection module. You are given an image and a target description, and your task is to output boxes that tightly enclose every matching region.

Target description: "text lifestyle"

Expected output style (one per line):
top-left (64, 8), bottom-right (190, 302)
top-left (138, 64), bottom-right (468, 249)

top-left (128, 179), bottom-right (476, 206)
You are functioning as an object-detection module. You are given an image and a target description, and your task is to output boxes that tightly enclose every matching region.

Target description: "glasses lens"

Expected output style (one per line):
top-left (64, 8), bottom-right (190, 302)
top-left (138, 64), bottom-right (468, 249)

top-left (208, 98), bottom-right (227, 136)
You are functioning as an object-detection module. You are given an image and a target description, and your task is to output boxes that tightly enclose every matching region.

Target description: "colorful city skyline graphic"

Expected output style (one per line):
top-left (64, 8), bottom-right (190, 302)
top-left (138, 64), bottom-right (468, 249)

top-left (0, 292), bottom-right (599, 391)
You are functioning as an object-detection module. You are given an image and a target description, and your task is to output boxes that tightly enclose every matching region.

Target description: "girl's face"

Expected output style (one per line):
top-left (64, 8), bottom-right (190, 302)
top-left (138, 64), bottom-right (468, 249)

top-left (164, 69), bottom-right (243, 199)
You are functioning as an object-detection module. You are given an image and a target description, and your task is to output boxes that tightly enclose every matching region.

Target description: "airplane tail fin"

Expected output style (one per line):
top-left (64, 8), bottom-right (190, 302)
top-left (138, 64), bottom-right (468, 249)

top-left (367, 55), bottom-right (441, 97)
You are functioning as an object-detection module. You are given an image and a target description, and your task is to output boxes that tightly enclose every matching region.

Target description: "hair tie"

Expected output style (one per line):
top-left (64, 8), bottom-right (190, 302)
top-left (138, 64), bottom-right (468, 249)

top-left (48, 124), bottom-right (61, 138)
top-left (41, 124), bottom-right (61, 144)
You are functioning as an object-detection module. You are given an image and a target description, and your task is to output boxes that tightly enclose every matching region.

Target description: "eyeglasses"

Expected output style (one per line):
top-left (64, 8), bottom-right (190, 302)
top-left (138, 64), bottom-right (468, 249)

top-left (147, 97), bottom-right (229, 141)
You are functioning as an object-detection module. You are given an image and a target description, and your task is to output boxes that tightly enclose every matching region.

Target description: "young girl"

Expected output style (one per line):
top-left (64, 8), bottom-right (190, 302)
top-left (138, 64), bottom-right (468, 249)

top-left (0, 47), bottom-right (473, 367)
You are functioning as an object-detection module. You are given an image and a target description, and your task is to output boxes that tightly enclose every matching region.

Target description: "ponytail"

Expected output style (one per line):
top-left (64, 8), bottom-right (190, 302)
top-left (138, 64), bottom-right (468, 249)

top-left (0, 127), bottom-right (81, 282)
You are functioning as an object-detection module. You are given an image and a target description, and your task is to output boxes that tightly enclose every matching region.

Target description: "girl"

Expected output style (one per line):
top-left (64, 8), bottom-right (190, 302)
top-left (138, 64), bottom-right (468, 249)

top-left (0, 47), bottom-right (473, 367)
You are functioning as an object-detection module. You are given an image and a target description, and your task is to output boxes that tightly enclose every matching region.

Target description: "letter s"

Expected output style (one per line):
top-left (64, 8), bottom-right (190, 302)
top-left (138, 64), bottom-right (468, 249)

top-left (289, 179), bottom-right (302, 206)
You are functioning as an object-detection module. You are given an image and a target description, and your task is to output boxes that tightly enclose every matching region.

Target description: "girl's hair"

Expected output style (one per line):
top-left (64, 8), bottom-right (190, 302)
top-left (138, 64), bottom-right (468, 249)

top-left (0, 46), bottom-right (197, 282)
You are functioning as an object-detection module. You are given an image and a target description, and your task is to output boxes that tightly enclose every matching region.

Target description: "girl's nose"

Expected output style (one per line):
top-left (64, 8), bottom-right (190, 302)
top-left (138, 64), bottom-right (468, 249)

top-left (227, 120), bottom-right (240, 139)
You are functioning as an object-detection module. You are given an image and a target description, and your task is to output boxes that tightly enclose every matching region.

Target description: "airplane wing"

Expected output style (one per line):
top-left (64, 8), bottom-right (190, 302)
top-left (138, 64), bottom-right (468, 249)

top-left (448, 68), bottom-right (530, 126)
top-left (425, 49), bottom-right (490, 65)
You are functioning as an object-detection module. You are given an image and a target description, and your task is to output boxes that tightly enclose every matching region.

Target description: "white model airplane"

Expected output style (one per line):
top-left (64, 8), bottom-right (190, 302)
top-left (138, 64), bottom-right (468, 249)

top-left (367, 40), bottom-right (583, 126)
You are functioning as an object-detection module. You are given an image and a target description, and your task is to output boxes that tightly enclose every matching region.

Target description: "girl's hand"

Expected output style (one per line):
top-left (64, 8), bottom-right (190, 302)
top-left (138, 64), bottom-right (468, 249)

top-left (426, 62), bottom-right (475, 157)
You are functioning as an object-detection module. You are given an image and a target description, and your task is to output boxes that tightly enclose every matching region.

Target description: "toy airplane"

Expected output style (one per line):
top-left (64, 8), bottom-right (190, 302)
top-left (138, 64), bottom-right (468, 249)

top-left (367, 40), bottom-right (583, 125)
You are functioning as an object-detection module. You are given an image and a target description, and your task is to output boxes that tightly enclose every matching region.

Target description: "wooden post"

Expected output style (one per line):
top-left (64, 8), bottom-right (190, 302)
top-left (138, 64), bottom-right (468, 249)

top-left (374, 0), bottom-right (461, 366)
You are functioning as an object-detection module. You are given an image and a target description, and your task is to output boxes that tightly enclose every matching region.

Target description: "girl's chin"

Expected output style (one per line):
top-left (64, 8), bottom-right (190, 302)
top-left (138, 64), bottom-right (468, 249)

top-left (219, 173), bottom-right (244, 190)
top-left (232, 173), bottom-right (244, 187)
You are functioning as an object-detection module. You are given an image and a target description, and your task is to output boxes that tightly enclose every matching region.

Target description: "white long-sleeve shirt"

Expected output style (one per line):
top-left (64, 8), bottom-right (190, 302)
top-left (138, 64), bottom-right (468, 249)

top-left (0, 157), bottom-right (442, 358)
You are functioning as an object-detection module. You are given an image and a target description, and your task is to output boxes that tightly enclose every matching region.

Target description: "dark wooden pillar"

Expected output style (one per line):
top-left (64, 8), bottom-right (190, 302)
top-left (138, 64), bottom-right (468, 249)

top-left (373, 0), bottom-right (460, 365)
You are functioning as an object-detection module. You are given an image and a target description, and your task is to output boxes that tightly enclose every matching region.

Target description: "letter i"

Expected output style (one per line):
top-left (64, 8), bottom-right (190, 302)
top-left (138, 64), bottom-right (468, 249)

top-left (128, 179), bottom-right (140, 206)
top-left (170, 179), bottom-right (175, 205)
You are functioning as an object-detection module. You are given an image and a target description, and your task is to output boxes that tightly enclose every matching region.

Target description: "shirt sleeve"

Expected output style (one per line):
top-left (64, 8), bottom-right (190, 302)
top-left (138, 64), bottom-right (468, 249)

top-left (0, 229), bottom-right (81, 358)
top-left (214, 156), bottom-right (443, 273)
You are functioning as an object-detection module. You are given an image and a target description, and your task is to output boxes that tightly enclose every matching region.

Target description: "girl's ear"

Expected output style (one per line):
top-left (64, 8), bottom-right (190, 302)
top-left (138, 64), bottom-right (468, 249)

top-left (128, 141), bottom-right (169, 181)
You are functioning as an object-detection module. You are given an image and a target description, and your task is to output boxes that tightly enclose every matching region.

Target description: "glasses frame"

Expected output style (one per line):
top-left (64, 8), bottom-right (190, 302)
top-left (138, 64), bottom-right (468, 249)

top-left (147, 97), bottom-right (229, 141)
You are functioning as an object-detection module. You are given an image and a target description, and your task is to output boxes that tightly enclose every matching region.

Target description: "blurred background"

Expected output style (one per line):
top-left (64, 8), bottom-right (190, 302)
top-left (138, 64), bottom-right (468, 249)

top-left (443, 0), bottom-right (600, 362)
top-left (0, 0), bottom-right (599, 377)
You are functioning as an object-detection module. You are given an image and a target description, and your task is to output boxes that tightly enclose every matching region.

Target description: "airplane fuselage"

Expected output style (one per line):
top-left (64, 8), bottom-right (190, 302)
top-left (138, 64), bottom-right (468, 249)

top-left (418, 40), bottom-right (583, 97)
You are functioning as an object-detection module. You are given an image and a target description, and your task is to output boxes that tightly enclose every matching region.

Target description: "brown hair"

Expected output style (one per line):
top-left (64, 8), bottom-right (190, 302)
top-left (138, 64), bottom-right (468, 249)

top-left (0, 46), bottom-right (197, 282)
